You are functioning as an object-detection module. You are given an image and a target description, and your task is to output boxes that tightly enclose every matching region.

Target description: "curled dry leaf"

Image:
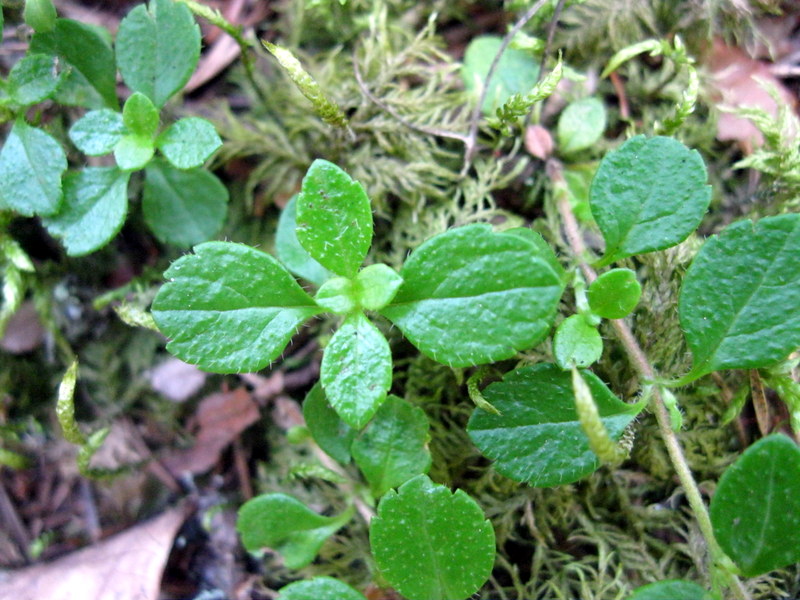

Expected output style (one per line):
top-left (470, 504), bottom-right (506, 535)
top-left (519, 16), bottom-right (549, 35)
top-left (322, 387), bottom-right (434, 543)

top-left (0, 505), bottom-right (187, 600)
top-left (148, 357), bottom-right (208, 403)
top-left (162, 388), bottom-right (259, 476)
top-left (708, 38), bottom-right (796, 150)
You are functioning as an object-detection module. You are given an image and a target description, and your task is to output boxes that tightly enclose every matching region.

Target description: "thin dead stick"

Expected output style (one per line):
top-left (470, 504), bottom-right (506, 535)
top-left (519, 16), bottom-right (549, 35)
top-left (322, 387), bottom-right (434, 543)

top-left (309, 440), bottom-right (375, 525)
top-left (550, 158), bottom-right (751, 600)
top-left (462, 0), bottom-right (550, 174)
top-left (352, 57), bottom-right (470, 145)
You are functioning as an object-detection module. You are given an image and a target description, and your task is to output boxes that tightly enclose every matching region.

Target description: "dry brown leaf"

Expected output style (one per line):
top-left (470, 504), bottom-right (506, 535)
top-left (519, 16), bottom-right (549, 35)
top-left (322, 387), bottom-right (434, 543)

top-left (1, 301), bottom-right (44, 354)
top-left (0, 505), bottom-right (187, 600)
top-left (149, 358), bottom-right (208, 403)
top-left (162, 389), bottom-right (259, 476)
top-left (708, 38), bottom-right (796, 149)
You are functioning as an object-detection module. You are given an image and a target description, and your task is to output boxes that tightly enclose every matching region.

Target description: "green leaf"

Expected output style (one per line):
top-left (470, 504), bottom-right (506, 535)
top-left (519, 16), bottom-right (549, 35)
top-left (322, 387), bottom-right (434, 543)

top-left (69, 109), bottom-right (126, 155)
top-left (370, 475), bottom-right (495, 600)
top-left (557, 97), bottom-right (606, 155)
top-left (302, 383), bottom-right (355, 464)
top-left (122, 92), bottom-right (159, 139)
top-left (6, 54), bottom-right (61, 106)
top-left (114, 134), bottom-right (154, 171)
top-left (24, 0), bottom-right (57, 33)
top-left (553, 315), bottom-right (603, 369)
top-left (354, 264), bottom-right (402, 312)
top-left (276, 194), bottom-right (332, 286)
top-left (628, 580), bottom-right (711, 600)
top-left (278, 577), bottom-right (367, 600)
top-left (151, 241), bottom-right (321, 373)
top-left (462, 35), bottom-right (540, 116)
top-left (156, 117), bottom-right (222, 169)
top-left (236, 493), bottom-right (353, 569)
top-left (314, 276), bottom-right (357, 314)
top-left (296, 160), bottom-right (373, 278)
top-left (42, 167), bottom-right (130, 256)
top-left (587, 268), bottom-right (642, 319)
top-left (142, 160), bottom-right (228, 247)
top-left (30, 19), bottom-right (118, 109)
top-left (467, 364), bottom-right (642, 487)
top-left (351, 395), bottom-right (431, 497)
top-left (502, 227), bottom-right (565, 279)
top-left (321, 312), bottom-right (392, 429)
top-left (679, 214), bottom-right (800, 380)
top-left (0, 120), bottom-right (66, 216)
top-left (710, 434), bottom-right (800, 577)
top-left (380, 224), bottom-right (564, 367)
top-left (115, 0), bottom-right (201, 108)
top-left (590, 135), bottom-right (711, 265)
top-left (563, 162), bottom-right (598, 223)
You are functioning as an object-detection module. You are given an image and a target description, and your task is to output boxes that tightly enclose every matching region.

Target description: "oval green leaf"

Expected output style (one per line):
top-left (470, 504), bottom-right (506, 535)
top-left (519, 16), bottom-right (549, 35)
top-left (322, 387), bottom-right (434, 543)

top-left (151, 241), bottom-right (321, 373)
top-left (679, 214), bottom-right (800, 380)
top-left (30, 18), bottom-right (117, 109)
top-left (302, 383), bottom-right (355, 465)
top-left (114, 134), bottom-right (155, 171)
top-left (142, 160), bottom-right (228, 247)
top-left (278, 577), bottom-right (366, 600)
top-left (590, 135), bottom-right (711, 265)
top-left (115, 0), bottom-right (201, 108)
top-left (122, 92), bottom-right (159, 139)
top-left (236, 493), bottom-right (353, 569)
top-left (69, 109), bottom-right (126, 156)
top-left (370, 475), bottom-right (495, 600)
top-left (628, 580), bottom-right (711, 600)
top-left (320, 312), bottom-right (392, 429)
top-left (276, 194), bottom-right (332, 286)
top-left (24, 0), bottom-right (57, 33)
top-left (6, 53), bottom-right (62, 106)
top-left (557, 97), bottom-right (606, 155)
top-left (467, 363), bottom-right (642, 487)
top-left (351, 395), bottom-right (431, 497)
top-left (156, 117), bottom-right (222, 169)
top-left (314, 277), bottom-right (357, 314)
top-left (710, 434), bottom-right (800, 577)
top-left (462, 35), bottom-right (540, 116)
top-left (0, 120), bottom-right (66, 216)
top-left (380, 224), bottom-right (564, 367)
top-left (587, 268), bottom-right (642, 319)
top-left (354, 264), bottom-right (402, 312)
top-left (42, 167), bottom-right (130, 256)
top-left (553, 314), bottom-right (603, 369)
top-left (296, 159), bottom-right (373, 278)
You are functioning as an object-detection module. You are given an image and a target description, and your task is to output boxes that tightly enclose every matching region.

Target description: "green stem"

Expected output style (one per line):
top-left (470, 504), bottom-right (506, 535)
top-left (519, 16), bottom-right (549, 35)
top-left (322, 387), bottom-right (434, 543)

top-left (175, 0), bottom-right (266, 103)
top-left (551, 159), bottom-right (750, 600)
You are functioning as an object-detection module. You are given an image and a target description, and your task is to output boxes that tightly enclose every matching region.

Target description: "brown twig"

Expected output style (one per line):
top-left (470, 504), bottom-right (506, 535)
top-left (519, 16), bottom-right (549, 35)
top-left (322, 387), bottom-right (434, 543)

top-left (462, 0), bottom-right (551, 174)
top-left (609, 71), bottom-right (630, 120)
top-left (749, 369), bottom-right (771, 436)
top-left (352, 57), bottom-right (470, 145)
top-left (0, 476), bottom-right (30, 564)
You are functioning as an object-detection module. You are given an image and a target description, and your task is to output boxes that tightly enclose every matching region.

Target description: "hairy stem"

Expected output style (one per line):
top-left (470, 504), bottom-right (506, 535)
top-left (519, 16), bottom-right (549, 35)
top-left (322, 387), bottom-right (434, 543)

top-left (550, 159), bottom-right (750, 600)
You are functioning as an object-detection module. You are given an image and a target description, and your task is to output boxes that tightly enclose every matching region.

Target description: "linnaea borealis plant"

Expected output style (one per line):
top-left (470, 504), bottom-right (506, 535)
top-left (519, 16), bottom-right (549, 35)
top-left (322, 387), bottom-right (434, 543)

top-left (151, 132), bottom-right (800, 600)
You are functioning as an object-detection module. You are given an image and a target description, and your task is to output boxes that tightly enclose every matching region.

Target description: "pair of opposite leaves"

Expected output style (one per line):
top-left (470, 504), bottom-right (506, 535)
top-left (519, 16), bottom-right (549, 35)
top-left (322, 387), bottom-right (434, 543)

top-left (152, 159), bottom-right (565, 429)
